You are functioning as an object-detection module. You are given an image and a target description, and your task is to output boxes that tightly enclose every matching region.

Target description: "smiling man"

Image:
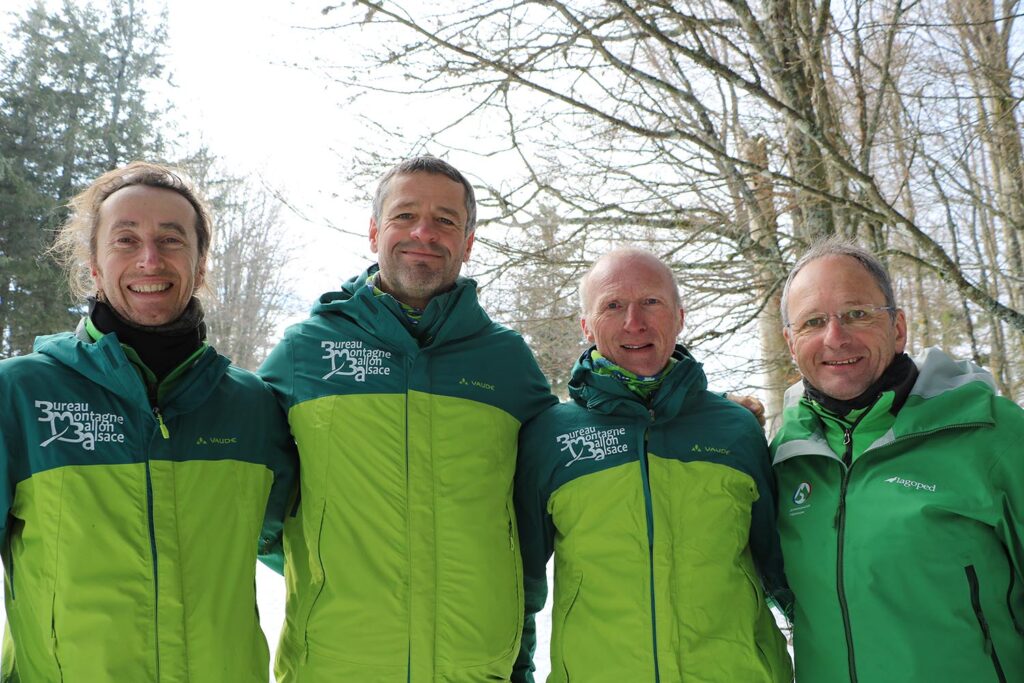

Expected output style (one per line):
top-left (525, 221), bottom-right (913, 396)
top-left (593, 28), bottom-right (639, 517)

top-left (259, 156), bottom-right (555, 682)
top-left (0, 161), bottom-right (296, 681)
top-left (513, 248), bottom-right (792, 683)
top-left (771, 238), bottom-right (1024, 682)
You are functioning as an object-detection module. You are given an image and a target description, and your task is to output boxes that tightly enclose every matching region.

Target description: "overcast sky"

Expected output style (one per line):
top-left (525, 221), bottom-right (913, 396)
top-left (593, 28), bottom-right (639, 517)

top-left (162, 1), bottom-right (372, 307)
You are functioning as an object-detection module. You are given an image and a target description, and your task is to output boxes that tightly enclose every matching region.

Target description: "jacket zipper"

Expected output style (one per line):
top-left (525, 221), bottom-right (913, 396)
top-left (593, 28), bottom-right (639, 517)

top-left (965, 565), bottom-right (1008, 683)
top-left (148, 394), bottom-right (168, 681)
top-left (835, 427), bottom-right (858, 683)
top-left (404, 357), bottom-right (413, 683)
top-left (640, 408), bottom-right (660, 682)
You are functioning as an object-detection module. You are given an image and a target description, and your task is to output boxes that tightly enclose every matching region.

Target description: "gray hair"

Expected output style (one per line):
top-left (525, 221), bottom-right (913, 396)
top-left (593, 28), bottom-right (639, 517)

top-left (780, 237), bottom-right (898, 326)
top-left (579, 247), bottom-right (682, 315)
top-left (371, 155), bottom-right (477, 235)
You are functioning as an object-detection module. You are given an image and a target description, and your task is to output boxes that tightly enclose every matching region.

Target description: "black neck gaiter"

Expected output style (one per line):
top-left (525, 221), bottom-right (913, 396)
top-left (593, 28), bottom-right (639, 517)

top-left (804, 352), bottom-right (918, 417)
top-left (89, 297), bottom-right (206, 382)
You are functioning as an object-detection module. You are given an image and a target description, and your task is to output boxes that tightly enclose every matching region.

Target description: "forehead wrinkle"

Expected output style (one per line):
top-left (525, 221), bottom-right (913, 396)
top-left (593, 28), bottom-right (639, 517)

top-left (106, 220), bottom-right (189, 238)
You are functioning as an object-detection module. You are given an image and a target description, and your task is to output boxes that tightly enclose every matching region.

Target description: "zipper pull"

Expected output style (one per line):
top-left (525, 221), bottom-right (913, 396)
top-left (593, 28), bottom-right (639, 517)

top-left (153, 407), bottom-right (170, 440)
top-left (843, 428), bottom-right (852, 446)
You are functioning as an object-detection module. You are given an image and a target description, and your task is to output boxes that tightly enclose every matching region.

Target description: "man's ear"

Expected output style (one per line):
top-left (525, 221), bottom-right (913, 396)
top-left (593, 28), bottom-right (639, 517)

top-left (195, 259), bottom-right (207, 291)
top-left (580, 316), bottom-right (595, 344)
top-left (462, 231), bottom-right (475, 262)
top-left (893, 308), bottom-right (908, 354)
top-left (369, 217), bottom-right (380, 254)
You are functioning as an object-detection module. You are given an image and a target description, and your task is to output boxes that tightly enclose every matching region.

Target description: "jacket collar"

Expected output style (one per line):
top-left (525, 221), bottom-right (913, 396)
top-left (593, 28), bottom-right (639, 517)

top-left (567, 344), bottom-right (707, 420)
top-left (33, 330), bottom-right (228, 418)
top-left (774, 347), bottom-right (996, 464)
top-left (310, 264), bottom-right (492, 353)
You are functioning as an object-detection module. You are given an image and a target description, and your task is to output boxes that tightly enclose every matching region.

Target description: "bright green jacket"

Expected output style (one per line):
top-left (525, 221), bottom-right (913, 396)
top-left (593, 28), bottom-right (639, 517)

top-left (514, 347), bottom-right (792, 683)
top-left (0, 325), bottom-right (297, 682)
top-left (259, 267), bottom-right (555, 682)
top-left (772, 347), bottom-right (1024, 683)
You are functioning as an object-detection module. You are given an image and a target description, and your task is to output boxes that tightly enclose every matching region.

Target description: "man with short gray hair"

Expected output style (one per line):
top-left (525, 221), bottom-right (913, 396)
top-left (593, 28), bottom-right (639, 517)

top-left (772, 237), bottom-right (1024, 682)
top-left (260, 155), bottom-right (556, 681)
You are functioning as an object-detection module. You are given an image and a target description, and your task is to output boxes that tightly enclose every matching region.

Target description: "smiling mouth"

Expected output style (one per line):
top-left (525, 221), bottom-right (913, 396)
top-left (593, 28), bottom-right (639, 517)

top-left (622, 344), bottom-right (653, 350)
top-left (823, 357), bottom-right (860, 366)
top-left (129, 283), bottom-right (172, 293)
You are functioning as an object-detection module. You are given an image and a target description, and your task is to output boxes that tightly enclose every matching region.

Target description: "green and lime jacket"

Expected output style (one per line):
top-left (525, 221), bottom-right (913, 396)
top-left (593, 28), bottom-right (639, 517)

top-left (259, 266), bottom-right (556, 682)
top-left (0, 324), bottom-right (297, 682)
top-left (772, 347), bottom-right (1024, 682)
top-left (513, 346), bottom-right (792, 683)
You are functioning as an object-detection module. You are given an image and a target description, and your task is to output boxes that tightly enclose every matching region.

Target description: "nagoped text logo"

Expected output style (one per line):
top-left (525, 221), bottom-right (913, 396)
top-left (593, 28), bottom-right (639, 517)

top-left (36, 400), bottom-right (126, 451)
top-left (884, 475), bottom-right (937, 492)
top-left (556, 426), bottom-right (628, 467)
top-left (321, 340), bottom-right (392, 382)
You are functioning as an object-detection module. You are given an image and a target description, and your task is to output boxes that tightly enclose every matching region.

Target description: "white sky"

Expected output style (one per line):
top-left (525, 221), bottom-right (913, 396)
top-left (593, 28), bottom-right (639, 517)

top-left (162, 0), bottom-right (372, 309)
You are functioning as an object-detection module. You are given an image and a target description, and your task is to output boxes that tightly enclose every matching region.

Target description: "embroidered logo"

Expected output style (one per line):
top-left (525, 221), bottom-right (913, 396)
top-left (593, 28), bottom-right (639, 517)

top-left (35, 400), bottom-right (126, 451)
top-left (792, 482), bottom-right (812, 505)
top-left (788, 481), bottom-right (813, 516)
top-left (690, 443), bottom-right (732, 456)
top-left (321, 340), bottom-right (392, 382)
top-left (458, 377), bottom-right (495, 391)
top-left (196, 436), bottom-right (238, 445)
top-left (884, 475), bottom-right (936, 492)
top-left (556, 426), bottom-right (629, 467)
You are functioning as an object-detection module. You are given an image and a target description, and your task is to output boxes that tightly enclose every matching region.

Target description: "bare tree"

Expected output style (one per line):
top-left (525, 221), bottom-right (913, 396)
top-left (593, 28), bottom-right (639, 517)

top-left (181, 151), bottom-right (298, 370)
top-left (309, 0), bottom-right (1024, 407)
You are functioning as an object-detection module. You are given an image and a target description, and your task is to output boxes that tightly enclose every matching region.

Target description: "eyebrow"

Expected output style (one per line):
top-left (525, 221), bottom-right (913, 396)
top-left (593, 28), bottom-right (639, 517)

top-left (390, 200), bottom-right (463, 220)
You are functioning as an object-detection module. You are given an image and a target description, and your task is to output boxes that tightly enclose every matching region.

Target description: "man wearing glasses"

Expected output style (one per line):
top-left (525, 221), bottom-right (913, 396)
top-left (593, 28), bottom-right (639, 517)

top-left (771, 238), bottom-right (1024, 683)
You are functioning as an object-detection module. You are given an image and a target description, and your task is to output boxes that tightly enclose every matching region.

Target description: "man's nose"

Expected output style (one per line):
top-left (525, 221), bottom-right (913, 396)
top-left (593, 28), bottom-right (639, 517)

top-left (137, 241), bottom-right (162, 269)
top-left (409, 218), bottom-right (438, 242)
top-left (822, 314), bottom-right (851, 345)
top-left (623, 303), bottom-right (647, 331)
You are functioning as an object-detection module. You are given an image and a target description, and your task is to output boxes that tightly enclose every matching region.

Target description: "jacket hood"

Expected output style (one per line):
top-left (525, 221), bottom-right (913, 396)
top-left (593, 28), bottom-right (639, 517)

top-left (33, 331), bottom-right (229, 418)
top-left (309, 264), bottom-right (493, 353)
top-left (568, 344), bottom-right (707, 420)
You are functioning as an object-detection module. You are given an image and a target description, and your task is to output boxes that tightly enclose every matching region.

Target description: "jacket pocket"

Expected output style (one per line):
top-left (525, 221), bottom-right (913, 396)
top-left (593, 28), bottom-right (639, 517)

top-left (3, 516), bottom-right (20, 601)
top-left (300, 498), bottom-right (329, 651)
top-left (740, 559), bottom-right (790, 682)
top-left (965, 565), bottom-right (1007, 683)
top-left (553, 570), bottom-right (583, 683)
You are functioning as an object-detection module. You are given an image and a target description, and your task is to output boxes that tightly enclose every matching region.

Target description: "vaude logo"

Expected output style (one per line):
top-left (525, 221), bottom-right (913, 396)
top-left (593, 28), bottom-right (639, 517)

top-left (196, 436), bottom-right (238, 446)
top-left (36, 400), bottom-right (126, 451)
top-left (556, 426), bottom-right (628, 467)
top-left (885, 475), bottom-right (937, 492)
top-left (321, 340), bottom-right (392, 382)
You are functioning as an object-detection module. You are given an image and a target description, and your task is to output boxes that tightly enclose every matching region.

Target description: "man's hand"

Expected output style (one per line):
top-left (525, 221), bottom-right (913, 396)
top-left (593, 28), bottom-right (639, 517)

top-left (726, 393), bottom-right (766, 427)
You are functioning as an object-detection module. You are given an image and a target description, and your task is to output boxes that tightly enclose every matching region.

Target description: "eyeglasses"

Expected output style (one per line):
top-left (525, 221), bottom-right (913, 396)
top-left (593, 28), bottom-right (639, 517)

top-left (786, 306), bottom-right (896, 338)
